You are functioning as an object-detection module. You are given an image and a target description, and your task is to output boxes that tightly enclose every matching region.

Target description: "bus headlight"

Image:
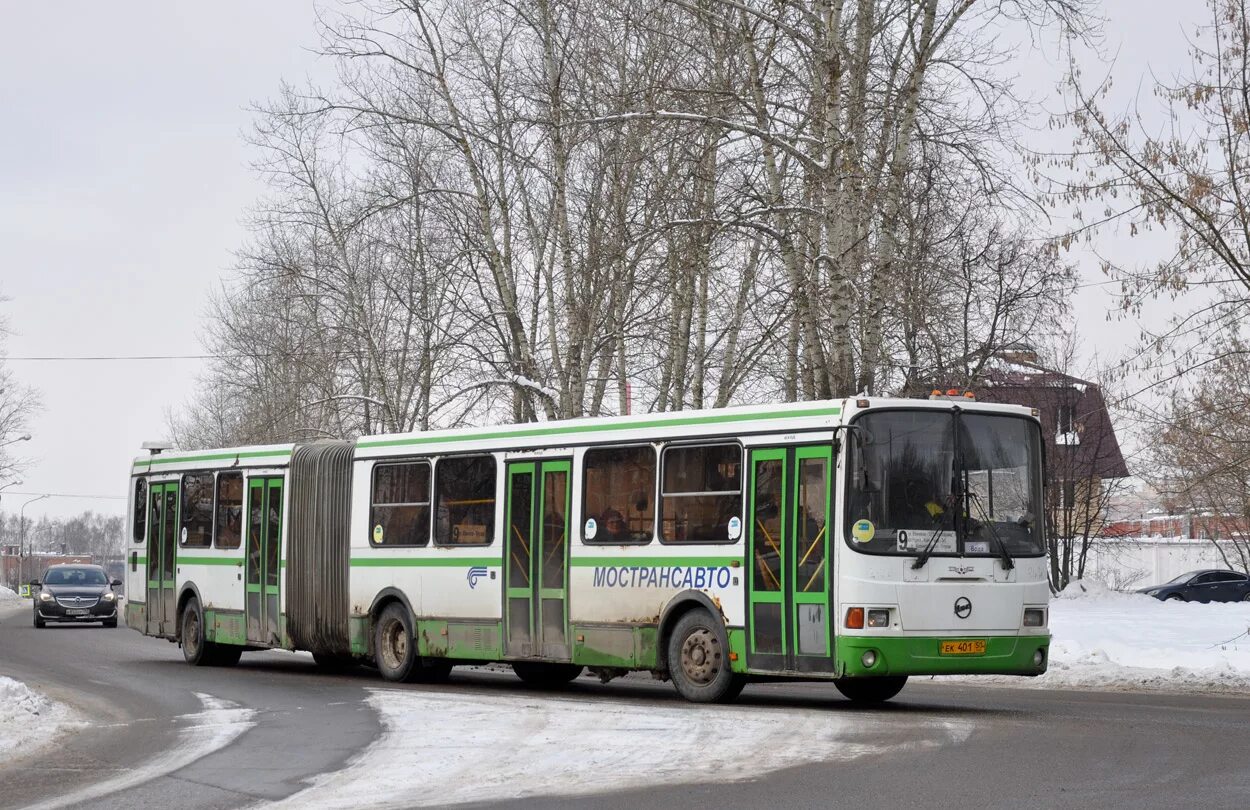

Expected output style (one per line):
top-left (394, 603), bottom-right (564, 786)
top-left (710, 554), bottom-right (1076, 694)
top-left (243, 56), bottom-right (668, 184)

top-left (1023, 608), bottom-right (1046, 627)
top-left (866, 609), bottom-right (890, 628)
top-left (1033, 649), bottom-right (1046, 667)
top-left (861, 650), bottom-right (878, 668)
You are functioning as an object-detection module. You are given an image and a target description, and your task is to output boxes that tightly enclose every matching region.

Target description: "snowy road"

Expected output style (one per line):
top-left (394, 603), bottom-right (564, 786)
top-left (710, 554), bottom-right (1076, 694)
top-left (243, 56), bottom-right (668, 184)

top-left (2, 600), bottom-right (1250, 809)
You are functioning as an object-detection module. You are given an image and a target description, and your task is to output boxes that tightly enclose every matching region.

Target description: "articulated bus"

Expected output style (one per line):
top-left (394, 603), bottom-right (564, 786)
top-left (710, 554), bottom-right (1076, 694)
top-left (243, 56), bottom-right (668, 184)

top-left (125, 396), bottom-right (1050, 704)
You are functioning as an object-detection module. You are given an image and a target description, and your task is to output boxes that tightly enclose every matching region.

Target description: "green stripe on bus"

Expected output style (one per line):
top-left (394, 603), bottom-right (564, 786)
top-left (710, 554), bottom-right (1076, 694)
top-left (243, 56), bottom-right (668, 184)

top-left (569, 556), bottom-right (741, 568)
top-left (133, 448), bottom-right (292, 469)
top-left (176, 556), bottom-right (242, 566)
top-left (357, 405), bottom-right (842, 449)
top-left (349, 557), bottom-right (500, 568)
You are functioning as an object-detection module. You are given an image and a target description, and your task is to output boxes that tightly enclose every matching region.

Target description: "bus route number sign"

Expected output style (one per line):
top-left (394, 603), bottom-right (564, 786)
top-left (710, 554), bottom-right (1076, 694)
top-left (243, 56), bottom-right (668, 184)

top-left (939, 639), bottom-right (987, 655)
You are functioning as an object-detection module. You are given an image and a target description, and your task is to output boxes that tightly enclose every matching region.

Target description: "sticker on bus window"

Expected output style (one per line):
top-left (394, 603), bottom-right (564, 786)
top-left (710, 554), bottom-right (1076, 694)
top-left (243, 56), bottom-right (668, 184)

top-left (585, 518), bottom-right (598, 539)
top-left (851, 519), bottom-right (875, 543)
top-left (181, 527), bottom-right (188, 544)
top-left (727, 516), bottom-right (742, 540)
top-left (373, 524), bottom-right (384, 544)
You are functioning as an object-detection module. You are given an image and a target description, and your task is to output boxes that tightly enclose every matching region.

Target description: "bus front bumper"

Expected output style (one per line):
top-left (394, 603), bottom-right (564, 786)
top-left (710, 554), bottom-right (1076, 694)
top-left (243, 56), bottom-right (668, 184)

top-left (837, 634), bottom-right (1050, 677)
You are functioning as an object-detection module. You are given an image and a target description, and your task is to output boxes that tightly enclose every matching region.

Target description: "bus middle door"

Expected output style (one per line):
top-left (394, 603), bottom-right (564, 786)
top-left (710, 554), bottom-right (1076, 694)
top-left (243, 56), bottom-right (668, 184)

top-left (146, 481), bottom-right (179, 637)
top-left (745, 445), bottom-right (835, 673)
top-left (503, 459), bottom-right (572, 660)
top-left (245, 476), bottom-right (284, 647)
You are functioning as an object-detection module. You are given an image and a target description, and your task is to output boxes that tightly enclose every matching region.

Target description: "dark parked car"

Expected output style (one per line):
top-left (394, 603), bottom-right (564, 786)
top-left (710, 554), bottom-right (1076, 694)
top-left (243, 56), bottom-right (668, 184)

top-left (1137, 569), bottom-right (1250, 603)
top-left (31, 564), bottom-right (121, 628)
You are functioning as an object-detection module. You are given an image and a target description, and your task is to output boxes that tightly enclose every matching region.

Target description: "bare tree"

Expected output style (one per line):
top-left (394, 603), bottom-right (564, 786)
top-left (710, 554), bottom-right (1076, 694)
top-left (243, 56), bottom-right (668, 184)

top-left (1061, 0), bottom-right (1250, 388)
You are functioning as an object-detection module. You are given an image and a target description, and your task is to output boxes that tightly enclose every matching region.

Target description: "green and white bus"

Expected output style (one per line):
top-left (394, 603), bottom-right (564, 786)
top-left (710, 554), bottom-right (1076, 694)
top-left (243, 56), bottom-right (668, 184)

top-left (125, 395), bottom-right (1050, 704)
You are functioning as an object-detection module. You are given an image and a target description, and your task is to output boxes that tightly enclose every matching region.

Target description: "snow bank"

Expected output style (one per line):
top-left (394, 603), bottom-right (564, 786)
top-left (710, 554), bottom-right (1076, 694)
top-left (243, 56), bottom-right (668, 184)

top-left (0, 585), bottom-right (20, 603)
top-left (1054, 578), bottom-right (1120, 600)
top-left (268, 688), bottom-right (972, 809)
top-left (948, 584), bottom-right (1250, 694)
top-left (0, 676), bottom-right (74, 759)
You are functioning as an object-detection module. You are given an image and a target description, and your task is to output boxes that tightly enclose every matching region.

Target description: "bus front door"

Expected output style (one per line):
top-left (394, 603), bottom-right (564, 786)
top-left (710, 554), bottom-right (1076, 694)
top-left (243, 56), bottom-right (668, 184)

top-left (745, 446), bottom-right (835, 673)
top-left (245, 477), bottom-right (284, 646)
top-left (146, 481), bottom-right (179, 637)
top-left (504, 459), bottom-right (572, 659)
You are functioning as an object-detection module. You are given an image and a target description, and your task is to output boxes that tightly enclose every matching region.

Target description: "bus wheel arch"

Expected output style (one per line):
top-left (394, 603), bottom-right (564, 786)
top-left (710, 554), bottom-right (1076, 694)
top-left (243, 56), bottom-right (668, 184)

top-left (366, 588), bottom-right (416, 658)
top-left (175, 583), bottom-right (204, 643)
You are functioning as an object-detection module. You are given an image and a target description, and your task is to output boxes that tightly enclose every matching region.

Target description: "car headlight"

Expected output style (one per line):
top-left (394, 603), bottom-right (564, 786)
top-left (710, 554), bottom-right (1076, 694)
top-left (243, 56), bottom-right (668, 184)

top-left (102, 591), bottom-right (116, 601)
top-left (38, 591), bottom-right (54, 602)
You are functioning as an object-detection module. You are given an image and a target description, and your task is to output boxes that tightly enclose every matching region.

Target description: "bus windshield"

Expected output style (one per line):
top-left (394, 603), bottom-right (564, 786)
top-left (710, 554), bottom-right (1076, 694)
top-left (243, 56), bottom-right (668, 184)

top-left (845, 409), bottom-right (1045, 558)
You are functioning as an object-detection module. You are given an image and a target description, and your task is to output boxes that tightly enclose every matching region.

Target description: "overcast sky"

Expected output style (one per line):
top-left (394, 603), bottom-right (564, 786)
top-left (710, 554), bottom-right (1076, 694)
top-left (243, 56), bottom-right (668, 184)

top-left (0, 1), bottom-right (1206, 522)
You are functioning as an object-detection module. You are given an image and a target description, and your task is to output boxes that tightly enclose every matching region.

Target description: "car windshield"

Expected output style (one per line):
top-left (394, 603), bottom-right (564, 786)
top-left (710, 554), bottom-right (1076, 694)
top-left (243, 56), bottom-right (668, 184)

top-left (43, 567), bottom-right (108, 586)
top-left (845, 409), bottom-right (1045, 557)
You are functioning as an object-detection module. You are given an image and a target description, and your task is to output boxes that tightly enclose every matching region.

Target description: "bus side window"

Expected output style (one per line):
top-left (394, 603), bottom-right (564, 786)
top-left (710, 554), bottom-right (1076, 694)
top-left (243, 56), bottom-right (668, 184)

top-left (435, 456), bottom-right (496, 546)
top-left (181, 474), bottom-right (213, 548)
top-left (133, 478), bottom-right (147, 543)
top-left (371, 461), bottom-right (431, 547)
top-left (583, 446), bottom-right (655, 544)
top-left (215, 472), bottom-right (243, 549)
top-left (660, 443), bottom-right (742, 544)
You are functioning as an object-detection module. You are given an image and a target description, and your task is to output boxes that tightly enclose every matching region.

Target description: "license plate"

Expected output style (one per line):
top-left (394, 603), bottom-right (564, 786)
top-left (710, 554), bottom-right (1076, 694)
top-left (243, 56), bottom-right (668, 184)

top-left (939, 639), bottom-right (986, 655)
top-left (65, 608), bottom-right (89, 616)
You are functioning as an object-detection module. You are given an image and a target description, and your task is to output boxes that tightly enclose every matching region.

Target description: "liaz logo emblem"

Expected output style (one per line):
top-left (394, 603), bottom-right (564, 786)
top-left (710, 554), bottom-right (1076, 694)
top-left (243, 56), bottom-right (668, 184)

top-left (949, 565), bottom-right (974, 575)
top-left (466, 566), bottom-right (488, 589)
top-left (954, 597), bottom-right (972, 619)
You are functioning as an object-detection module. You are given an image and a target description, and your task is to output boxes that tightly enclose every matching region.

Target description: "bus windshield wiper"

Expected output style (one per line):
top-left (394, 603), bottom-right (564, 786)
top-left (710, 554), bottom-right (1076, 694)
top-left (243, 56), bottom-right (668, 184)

top-left (910, 512), bottom-right (951, 570)
top-left (966, 490), bottom-right (1014, 571)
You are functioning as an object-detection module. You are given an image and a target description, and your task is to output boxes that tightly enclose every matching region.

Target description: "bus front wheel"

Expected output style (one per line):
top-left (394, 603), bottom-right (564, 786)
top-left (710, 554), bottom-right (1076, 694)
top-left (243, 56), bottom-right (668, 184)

top-left (834, 675), bottom-right (907, 704)
top-left (667, 609), bottom-right (744, 703)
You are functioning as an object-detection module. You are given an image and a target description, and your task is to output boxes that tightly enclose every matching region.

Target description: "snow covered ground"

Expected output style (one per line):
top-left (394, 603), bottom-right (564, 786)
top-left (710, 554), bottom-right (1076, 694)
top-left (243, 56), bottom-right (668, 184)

top-left (278, 582), bottom-right (1250, 810)
top-left (0, 675), bottom-right (77, 762)
top-left (0, 584), bottom-right (20, 603)
top-left (3, 576), bottom-right (1249, 807)
top-left (267, 689), bottom-right (972, 809)
top-left (945, 580), bottom-right (1250, 694)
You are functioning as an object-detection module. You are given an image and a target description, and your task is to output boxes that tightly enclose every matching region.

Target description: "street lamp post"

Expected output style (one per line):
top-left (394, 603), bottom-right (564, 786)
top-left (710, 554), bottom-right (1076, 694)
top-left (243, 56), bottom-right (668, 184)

top-left (0, 433), bottom-right (32, 450)
top-left (18, 494), bottom-right (50, 587)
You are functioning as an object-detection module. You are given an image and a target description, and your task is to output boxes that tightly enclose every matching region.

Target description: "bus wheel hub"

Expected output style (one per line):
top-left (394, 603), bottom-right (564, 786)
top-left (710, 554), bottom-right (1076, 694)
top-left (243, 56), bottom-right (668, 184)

top-left (681, 629), bottom-right (719, 683)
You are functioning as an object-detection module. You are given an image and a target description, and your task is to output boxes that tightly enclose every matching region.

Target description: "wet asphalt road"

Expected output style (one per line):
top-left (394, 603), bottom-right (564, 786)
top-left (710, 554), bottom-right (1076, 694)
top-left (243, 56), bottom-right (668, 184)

top-left (2, 602), bottom-right (1249, 809)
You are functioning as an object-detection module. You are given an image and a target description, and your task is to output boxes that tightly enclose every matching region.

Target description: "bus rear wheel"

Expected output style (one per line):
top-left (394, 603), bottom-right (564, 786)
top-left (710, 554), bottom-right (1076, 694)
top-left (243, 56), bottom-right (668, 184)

top-left (667, 609), bottom-right (744, 703)
top-left (374, 603), bottom-right (421, 683)
top-left (512, 662), bottom-right (583, 687)
top-left (834, 676), bottom-right (908, 704)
